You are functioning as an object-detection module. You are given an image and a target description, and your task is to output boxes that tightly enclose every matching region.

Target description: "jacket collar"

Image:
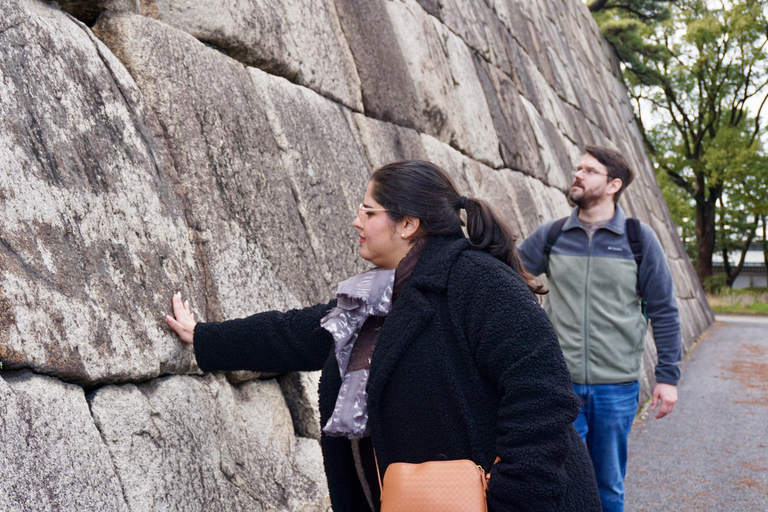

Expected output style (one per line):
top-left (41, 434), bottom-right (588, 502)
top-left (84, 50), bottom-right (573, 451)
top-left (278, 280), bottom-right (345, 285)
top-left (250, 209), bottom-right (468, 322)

top-left (564, 204), bottom-right (627, 235)
top-left (404, 235), bottom-right (470, 294)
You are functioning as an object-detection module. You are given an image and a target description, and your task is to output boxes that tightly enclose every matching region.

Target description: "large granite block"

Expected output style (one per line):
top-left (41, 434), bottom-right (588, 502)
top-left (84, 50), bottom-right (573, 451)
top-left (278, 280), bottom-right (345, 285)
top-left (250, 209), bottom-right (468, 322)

top-left (424, 0), bottom-right (518, 77)
top-left (492, 0), bottom-right (557, 87)
top-left (669, 258), bottom-right (698, 300)
top-left (93, 13), bottom-right (331, 320)
top-left (137, 0), bottom-right (363, 111)
top-left (0, 372), bottom-right (127, 511)
top-left (473, 55), bottom-right (545, 177)
top-left (0, 0), bottom-right (198, 383)
top-left (419, 134), bottom-right (484, 201)
top-left (334, 0), bottom-right (421, 131)
top-left (337, 0), bottom-right (502, 167)
top-left (429, 17), bottom-right (503, 167)
top-left (89, 373), bottom-right (330, 511)
top-left (519, 96), bottom-right (572, 191)
top-left (247, 67), bottom-right (372, 287)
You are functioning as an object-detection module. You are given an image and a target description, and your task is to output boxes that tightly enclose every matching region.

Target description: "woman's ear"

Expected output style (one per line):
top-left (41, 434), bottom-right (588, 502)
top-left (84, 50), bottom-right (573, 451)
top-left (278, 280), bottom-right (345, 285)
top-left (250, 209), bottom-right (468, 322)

top-left (398, 216), bottom-right (421, 241)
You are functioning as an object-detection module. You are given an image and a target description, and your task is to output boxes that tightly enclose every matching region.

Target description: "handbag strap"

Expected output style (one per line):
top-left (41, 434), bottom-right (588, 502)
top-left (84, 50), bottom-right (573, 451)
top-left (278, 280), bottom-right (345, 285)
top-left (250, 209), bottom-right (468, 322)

top-left (373, 447), bottom-right (384, 492)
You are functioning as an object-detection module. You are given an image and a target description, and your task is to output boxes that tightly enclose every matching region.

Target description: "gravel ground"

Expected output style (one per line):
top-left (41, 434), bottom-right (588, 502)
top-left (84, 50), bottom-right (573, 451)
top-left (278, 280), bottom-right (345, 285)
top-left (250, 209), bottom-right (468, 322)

top-left (624, 315), bottom-right (768, 512)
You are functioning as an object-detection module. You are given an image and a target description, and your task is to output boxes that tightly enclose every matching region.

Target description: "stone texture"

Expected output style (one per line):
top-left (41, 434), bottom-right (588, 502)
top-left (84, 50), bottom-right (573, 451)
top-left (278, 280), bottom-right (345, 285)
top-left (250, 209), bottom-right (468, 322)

top-left (246, 67), bottom-right (372, 288)
top-left (93, 12), bottom-right (332, 321)
top-left (472, 55), bottom-right (545, 176)
top-left (0, 372), bottom-right (128, 512)
top-left (0, 0), bottom-right (715, 507)
top-left (0, 0), bottom-right (198, 383)
top-left (428, 17), bottom-right (503, 167)
top-left (338, 0), bottom-right (502, 167)
top-left (334, 0), bottom-right (422, 128)
top-left (519, 95), bottom-right (572, 191)
top-left (89, 373), bottom-right (330, 511)
top-left (351, 114), bottom-right (429, 170)
top-left (419, 134), bottom-right (483, 202)
top-left (468, 166), bottom-right (531, 237)
top-left (426, 0), bottom-right (518, 77)
top-left (498, 0), bottom-right (557, 91)
top-left (137, 0), bottom-right (363, 111)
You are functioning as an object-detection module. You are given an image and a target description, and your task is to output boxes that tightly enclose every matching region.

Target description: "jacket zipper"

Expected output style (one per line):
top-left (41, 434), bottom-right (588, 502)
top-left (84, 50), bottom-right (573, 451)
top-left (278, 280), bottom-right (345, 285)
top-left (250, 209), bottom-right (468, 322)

top-left (583, 235), bottom-right (592, 384)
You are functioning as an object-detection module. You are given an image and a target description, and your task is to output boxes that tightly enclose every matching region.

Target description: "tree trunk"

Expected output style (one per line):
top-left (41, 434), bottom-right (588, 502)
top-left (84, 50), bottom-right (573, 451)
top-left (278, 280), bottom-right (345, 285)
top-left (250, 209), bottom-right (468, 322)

top-left (725, 218), bottom-right (759, 288)
top-left (694, 192), bottom-right (719, 284)
top-left (763, 215), bottom-right (767, 276)
top-left (720, 196), bottom-right (730, 283)
top-left (722, 246), bottom-right (732, 283)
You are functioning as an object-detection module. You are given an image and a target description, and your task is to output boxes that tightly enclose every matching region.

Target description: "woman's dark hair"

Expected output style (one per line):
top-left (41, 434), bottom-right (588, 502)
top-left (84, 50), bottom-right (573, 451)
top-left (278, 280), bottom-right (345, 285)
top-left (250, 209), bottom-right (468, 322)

top-left (370, 160), bottom-right (545, 295)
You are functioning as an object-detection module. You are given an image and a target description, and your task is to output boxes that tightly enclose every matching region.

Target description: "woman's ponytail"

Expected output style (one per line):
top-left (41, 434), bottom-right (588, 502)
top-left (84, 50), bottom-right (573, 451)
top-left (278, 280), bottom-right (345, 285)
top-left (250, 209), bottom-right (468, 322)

top-left (464, 198), bottom-right (546, 295)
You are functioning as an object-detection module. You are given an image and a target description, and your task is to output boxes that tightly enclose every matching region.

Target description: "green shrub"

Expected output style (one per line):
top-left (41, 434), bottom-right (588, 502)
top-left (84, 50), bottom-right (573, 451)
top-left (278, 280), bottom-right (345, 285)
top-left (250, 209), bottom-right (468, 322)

top-left (703, 274), bottom-right (728, 294)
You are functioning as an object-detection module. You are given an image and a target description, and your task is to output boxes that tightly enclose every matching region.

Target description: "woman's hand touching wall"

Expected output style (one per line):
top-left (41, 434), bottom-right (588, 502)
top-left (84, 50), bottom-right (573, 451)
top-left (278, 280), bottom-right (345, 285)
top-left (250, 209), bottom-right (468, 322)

top-left (166, 292), bottom-right (196, 344)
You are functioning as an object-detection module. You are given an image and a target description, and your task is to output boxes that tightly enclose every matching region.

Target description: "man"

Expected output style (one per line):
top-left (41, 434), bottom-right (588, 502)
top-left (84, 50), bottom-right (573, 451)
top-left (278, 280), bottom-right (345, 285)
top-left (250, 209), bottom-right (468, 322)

top-left (518, 145), bottom-right (682, 512)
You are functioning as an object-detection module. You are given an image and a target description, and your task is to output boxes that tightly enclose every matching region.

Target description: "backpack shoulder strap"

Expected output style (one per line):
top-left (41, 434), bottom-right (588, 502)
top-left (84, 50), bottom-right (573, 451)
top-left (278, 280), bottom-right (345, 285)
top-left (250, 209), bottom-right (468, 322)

top-left (544, 217), bottom-right (568, 277)
top-left (625, 217), bottom-right (647, 319)
top-left (625, 217), bottom-right (643, 266)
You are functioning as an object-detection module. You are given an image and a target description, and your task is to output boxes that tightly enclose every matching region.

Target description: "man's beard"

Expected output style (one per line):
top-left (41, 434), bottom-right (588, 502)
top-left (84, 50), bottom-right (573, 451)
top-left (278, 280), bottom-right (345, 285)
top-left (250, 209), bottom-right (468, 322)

top-left (568, 182), bottom-right (601, 210)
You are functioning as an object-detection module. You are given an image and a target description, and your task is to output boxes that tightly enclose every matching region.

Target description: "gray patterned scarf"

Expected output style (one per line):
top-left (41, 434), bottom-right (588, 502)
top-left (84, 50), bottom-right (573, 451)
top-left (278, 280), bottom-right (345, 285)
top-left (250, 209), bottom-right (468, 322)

top-left (320, 268), bottom-right (395, 438)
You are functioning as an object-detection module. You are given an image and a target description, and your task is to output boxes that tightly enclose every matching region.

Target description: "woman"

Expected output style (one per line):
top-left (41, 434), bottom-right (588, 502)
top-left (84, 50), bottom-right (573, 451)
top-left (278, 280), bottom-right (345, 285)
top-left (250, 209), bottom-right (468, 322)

top-left (167, 160), bottom-right (601, 511)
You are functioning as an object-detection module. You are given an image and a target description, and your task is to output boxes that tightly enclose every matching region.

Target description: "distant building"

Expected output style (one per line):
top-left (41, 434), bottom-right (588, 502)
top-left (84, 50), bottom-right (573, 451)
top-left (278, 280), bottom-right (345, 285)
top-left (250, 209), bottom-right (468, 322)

top-left (712, 244), bottom-right (767, 289)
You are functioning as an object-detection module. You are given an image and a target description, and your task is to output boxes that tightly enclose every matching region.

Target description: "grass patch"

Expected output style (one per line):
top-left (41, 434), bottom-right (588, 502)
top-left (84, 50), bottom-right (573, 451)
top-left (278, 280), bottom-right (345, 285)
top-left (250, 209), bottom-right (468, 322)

top-left (707, 287), bottom-right (768, 315)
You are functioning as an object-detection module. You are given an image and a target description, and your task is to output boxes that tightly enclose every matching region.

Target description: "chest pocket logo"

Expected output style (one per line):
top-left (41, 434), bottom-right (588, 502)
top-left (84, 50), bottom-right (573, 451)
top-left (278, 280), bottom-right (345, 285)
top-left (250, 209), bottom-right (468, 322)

top-left (606, 246), bottom-right (624, 252)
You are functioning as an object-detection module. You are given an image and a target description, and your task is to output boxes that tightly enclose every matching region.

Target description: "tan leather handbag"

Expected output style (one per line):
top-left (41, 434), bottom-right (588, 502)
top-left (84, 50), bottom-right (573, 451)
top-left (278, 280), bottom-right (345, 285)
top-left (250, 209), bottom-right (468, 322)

top-left (375, 451), bottom-right (493, 512)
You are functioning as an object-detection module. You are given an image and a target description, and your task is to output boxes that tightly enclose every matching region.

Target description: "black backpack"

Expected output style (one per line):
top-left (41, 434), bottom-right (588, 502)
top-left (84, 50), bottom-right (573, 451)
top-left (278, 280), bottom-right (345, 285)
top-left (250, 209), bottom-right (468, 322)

top-left (542, 217), bottom-right (647, 318)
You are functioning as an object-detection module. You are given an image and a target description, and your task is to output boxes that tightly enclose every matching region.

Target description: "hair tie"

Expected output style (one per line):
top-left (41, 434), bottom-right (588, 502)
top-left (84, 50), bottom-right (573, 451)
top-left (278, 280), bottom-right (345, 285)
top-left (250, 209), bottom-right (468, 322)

top-left (458, 196), bottom-right (467, 210)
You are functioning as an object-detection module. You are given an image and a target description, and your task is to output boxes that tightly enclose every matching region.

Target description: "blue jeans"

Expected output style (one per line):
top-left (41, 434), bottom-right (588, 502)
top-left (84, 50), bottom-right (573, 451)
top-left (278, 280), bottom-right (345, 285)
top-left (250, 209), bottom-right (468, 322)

top-left (572, 381), bottom-right (640, 512)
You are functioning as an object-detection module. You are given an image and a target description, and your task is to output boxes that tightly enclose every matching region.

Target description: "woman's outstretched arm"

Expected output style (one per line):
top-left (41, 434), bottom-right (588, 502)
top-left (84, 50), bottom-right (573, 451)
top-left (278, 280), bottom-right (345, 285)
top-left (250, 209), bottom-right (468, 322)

top-left (165, 291), bottom-right (337, 374)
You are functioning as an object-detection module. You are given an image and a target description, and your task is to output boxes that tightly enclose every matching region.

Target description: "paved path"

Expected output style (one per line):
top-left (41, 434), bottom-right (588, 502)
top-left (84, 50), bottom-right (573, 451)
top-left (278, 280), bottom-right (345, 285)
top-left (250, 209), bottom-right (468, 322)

top-left (625, 315), bottom-right (768, 512)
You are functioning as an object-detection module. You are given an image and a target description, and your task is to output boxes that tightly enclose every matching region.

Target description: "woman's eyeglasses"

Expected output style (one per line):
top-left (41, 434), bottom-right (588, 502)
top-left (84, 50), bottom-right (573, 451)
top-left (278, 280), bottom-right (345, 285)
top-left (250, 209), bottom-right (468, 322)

top-left (358, 204), bottom-right (388, 225)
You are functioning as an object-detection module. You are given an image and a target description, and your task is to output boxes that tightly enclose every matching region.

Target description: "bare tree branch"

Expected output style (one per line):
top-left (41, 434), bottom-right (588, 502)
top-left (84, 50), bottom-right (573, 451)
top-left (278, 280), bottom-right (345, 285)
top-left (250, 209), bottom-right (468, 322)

top-left (666, 168), bottom-right (696, 196)
top-left (751, 92), bottom-right (768, 142)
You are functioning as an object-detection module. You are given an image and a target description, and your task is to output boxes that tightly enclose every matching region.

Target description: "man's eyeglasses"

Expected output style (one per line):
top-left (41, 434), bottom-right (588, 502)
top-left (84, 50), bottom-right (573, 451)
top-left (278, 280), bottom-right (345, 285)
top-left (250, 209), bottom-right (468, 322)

top-left (358, 204), bottom-right (388, 225)
top-left (575, 167), bottom-right (613, 179)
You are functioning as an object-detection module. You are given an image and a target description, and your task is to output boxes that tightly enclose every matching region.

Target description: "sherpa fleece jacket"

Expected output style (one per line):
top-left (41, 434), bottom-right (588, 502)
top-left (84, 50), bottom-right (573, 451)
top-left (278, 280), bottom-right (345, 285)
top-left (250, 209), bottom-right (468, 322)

top-left (193, 236), bottom-right (601, 512)
top-left (518, 205), bottom-right (682, 386)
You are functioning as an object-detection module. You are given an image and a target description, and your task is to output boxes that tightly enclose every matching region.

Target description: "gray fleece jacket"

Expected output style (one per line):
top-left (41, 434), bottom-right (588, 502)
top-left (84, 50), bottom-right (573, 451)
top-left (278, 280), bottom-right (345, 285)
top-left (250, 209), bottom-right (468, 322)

top-left (518, 205), bottom-right (682, 386)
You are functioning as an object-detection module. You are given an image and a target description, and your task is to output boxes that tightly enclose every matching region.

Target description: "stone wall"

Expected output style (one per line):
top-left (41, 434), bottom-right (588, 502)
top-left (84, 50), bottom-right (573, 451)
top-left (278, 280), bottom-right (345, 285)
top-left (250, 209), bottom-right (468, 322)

top-left (0, 0), bottom-right (713, 509)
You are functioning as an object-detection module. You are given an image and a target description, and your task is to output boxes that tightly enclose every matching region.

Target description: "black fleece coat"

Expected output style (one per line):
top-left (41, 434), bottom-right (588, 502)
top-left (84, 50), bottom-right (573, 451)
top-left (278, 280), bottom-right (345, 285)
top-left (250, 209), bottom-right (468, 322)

top-left (194, 236), bottom-right (601, 511)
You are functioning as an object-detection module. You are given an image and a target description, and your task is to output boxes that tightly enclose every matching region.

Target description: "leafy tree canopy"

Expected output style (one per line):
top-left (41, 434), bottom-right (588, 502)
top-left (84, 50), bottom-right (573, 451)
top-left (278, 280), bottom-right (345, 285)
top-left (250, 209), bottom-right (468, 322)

top-left (588, 0), bottom-right (672, 21)
top-left (591, 0), bottom-right (768, 286)
top-left (590, 1), bottom-right (673, 85)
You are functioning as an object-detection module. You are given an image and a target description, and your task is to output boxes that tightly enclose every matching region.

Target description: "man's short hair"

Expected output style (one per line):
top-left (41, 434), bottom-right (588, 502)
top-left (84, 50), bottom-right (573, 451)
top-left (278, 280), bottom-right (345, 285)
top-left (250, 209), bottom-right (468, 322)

top-left (585, 145), bottom-right (634, 203)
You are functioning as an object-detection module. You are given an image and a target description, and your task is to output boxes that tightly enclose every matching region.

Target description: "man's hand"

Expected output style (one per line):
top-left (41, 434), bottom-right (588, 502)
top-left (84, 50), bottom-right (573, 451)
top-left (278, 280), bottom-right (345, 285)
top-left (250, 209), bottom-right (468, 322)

top-left (651, 382), bottom-right (678, 418)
